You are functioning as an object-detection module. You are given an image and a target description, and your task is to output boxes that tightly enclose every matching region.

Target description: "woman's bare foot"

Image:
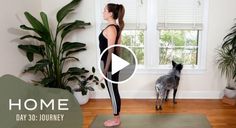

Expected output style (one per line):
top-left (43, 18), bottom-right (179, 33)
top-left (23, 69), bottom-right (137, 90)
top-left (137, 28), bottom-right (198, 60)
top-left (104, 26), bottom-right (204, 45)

top-left (104, 116), bottom-right (121, 127)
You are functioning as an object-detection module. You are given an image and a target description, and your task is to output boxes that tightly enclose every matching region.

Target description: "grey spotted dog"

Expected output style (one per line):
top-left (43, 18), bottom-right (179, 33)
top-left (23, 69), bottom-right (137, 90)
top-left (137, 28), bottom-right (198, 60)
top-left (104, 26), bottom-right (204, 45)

top-left (155, 61), bottom-right (183, 110)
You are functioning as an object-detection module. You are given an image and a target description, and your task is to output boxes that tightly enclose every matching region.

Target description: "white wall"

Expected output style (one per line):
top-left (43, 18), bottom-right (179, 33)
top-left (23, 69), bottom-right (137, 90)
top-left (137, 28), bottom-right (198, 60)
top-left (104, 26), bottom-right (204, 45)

top-left (1, 0), bottom-right (236, 99)
top-left (0, 0), bottom-right (42, 81)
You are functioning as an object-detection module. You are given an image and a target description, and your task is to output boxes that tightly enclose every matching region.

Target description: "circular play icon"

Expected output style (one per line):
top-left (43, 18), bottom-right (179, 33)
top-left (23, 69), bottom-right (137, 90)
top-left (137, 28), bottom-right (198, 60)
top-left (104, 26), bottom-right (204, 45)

top-left (98, 45), bottom-right (137, 84)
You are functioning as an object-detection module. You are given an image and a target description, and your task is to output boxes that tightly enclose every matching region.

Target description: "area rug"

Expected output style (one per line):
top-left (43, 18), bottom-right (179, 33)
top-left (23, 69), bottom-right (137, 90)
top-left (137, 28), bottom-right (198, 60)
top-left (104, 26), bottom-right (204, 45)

top-left (89, 114), bottom-right (211, 128)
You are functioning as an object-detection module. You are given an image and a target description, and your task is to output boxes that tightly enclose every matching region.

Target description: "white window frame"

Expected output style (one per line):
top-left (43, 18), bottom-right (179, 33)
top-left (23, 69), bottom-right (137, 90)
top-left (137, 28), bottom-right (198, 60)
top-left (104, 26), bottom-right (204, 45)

top-left (121, 29), bottom-right (146, 66)
top-left (95, 0), bottom-right (209, 75)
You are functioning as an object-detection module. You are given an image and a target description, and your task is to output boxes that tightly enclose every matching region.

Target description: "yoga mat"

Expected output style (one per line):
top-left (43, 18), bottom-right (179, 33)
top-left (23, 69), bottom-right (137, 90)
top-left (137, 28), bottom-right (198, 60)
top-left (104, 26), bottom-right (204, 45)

top-left (90, 114), bottom-right (211, 128)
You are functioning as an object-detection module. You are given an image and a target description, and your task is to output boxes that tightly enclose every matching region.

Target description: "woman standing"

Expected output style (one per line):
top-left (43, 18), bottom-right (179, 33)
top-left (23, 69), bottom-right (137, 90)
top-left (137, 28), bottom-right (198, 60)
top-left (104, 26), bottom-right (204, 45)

top-left (99, 3), bottom-right (125, 127)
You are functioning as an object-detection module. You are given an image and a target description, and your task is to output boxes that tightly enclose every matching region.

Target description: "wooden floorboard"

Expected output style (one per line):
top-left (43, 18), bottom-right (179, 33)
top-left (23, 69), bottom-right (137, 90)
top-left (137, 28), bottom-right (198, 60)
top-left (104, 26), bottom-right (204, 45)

top-left (81, 99), bottom-right (236, 128)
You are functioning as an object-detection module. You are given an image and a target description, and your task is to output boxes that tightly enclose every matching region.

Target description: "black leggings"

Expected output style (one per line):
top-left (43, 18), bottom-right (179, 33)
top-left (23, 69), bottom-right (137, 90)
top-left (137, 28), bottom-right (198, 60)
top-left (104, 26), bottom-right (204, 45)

top-left (105, 72), bottom-right (121, 116)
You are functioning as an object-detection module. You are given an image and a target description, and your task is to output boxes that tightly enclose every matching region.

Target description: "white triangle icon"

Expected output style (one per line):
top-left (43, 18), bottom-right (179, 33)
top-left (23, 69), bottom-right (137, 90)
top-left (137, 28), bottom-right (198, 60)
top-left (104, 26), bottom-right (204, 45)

top-left (112, 53), bottom-right (130, 75)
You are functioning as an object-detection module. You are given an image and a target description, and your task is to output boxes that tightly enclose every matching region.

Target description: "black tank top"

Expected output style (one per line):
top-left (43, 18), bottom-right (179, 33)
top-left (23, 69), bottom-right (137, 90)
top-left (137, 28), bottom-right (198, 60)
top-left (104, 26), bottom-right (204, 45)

top-left (99, 24), bottom-right (120, 71)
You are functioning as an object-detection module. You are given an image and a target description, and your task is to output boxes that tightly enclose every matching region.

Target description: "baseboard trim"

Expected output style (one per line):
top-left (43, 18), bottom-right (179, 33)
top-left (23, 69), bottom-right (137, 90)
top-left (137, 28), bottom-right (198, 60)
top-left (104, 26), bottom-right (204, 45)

top-left (89, 90), bottom-right (223, 99)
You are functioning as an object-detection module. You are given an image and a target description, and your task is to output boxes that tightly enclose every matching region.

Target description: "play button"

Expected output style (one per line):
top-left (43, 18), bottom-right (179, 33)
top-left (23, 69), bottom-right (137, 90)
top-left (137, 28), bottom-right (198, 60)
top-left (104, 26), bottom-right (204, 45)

top-left (111, 53), bottom-right (129, 75)
top-left (98, 45), bottom-right (137, 84)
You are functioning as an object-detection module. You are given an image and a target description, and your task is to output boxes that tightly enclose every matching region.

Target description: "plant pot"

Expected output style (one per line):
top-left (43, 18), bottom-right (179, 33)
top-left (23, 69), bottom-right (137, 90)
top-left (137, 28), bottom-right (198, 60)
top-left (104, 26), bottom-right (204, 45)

top-left (74, 91), bottom-right (90, 105)
top-left (224, 88), bottom-right (236, 98)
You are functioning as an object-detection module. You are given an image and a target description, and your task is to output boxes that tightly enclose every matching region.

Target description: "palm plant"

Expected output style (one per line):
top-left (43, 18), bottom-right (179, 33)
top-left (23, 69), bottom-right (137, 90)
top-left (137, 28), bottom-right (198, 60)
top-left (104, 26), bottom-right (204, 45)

top-left (216, 20), bottom-right (236, 89)
top-left (18, 0), bottom-right (105, 93)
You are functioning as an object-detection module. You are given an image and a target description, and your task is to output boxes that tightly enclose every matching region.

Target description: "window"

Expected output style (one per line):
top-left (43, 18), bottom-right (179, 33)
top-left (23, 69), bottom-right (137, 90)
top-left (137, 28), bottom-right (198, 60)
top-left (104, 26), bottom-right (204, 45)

top-left (157, 0), bottom-right (204, 67)
top-left (122, 30), bottom-right (145, 65)
top-left (96, 0), bottom-right (208, 73)
top-left (159, 30), bottom-right (199, 65)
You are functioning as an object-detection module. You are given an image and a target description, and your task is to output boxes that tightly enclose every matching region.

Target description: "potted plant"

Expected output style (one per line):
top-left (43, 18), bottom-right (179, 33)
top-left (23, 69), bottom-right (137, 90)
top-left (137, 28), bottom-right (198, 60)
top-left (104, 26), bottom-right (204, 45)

top-left (18, 0), bottom-right (105, 95)
top-left (72, 67), bottom-right (105, 105)
top-left (216, 20), bottom-right (236, 104)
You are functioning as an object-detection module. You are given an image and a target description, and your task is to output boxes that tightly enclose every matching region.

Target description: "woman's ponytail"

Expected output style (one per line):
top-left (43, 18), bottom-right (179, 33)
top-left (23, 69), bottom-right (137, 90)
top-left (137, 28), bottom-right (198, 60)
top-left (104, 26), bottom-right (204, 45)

top-left (107, 3), bottom-right (125, 36)
top-left (118, 4), bottom-right (125, 35)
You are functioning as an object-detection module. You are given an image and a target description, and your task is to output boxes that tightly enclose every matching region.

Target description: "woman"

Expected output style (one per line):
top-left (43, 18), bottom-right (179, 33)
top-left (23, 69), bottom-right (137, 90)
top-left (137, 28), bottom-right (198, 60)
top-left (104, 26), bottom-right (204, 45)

top-left (99, 3), bottom-right (125, 127)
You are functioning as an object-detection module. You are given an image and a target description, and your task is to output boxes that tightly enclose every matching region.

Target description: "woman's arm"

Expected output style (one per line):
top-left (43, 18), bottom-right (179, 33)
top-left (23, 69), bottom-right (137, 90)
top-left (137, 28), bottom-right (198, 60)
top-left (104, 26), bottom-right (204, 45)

top-left (103, 26), bottom-right (117, 75)
top-left (116, 36), bottom-right (122, 55)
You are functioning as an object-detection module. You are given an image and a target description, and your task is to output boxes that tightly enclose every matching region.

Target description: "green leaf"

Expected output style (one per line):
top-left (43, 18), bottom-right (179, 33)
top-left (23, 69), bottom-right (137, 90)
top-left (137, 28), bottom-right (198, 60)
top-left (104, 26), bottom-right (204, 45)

top-left (66, 67), bottom-right (89, 76)
top-left (57, 20), bottom-right (87, 33)
top-left (87, 75), bottom-right (93, 81)
top-left (23, 65), bottom-right (36, 73)
top-left (24, 12), bottom-right (47, 32)
top-left (57, 22), bottom-right (73, 33)
top-left (100, 83), bottom-right (106, 89)
top-left (61, 57), bottom-right (79, 62)
top-left (66, 48), bottom-right (86, 56)
top-left (94, 76), bottom-right (99, 81)
top-left (18, 45), bottom-right (45, 61)
top-left (20, 35), bottom-right (43, 41)
top-left (37, 59), bottom-right (50, 64)
top-left (20, 25), bottom-right (50, 44)
top-left (222, 23), bottom-right (236, 48)
top-left (26, 52), bottom-right (33, 62)
top-left (56, 0), bottom-right (81, 23)
top-left (74, 88), bottom-right (81, 92)
top-left (20, 25), bottom-right (35, 31)
top-left (24, 12), bottom-right (52, 44)
top-left (81, 90), bottom-right (87, 95)
top-left (41, 77), bottom-right (55, 86)
top-left (81, 81), bottom-right (88, 86)
top-left (67, 76), bottom-right (79, 81)
top-left (92, 67), bottom-right (95, 73)
top-left (216, 47), bottom-right (236, 79)
top-left (65, 86), bottom-right (73, 93)
top-left (40, 12), bottom-right (50, 31)
top-left (86, 86), bottom-right (94, 91)
top-left (219, 21), bottom-right (236, 81)
top-left (80, 75), bottom-right (86, 79)
top-left (24, 59), bottom-right (50, 73)
top-left (34, 59), bottom-right (47, 71)
top-left (61, 20), bottom-right (90, 40)
top-left (18, 45), bottom-right (45, 55)
top-left (62, 42), bottom-right (86, 53)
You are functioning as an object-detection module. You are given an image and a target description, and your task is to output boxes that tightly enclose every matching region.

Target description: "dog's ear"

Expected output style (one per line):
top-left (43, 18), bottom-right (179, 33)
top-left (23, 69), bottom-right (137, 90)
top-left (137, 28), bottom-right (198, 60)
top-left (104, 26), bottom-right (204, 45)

top-left (172, 61), bottom-right (177, 67)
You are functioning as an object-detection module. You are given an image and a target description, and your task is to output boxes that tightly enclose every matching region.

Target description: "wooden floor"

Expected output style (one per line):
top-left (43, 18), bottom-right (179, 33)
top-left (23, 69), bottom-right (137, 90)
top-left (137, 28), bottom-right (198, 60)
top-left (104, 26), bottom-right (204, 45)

top-left (81, 99), bottom-right (236, 128)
